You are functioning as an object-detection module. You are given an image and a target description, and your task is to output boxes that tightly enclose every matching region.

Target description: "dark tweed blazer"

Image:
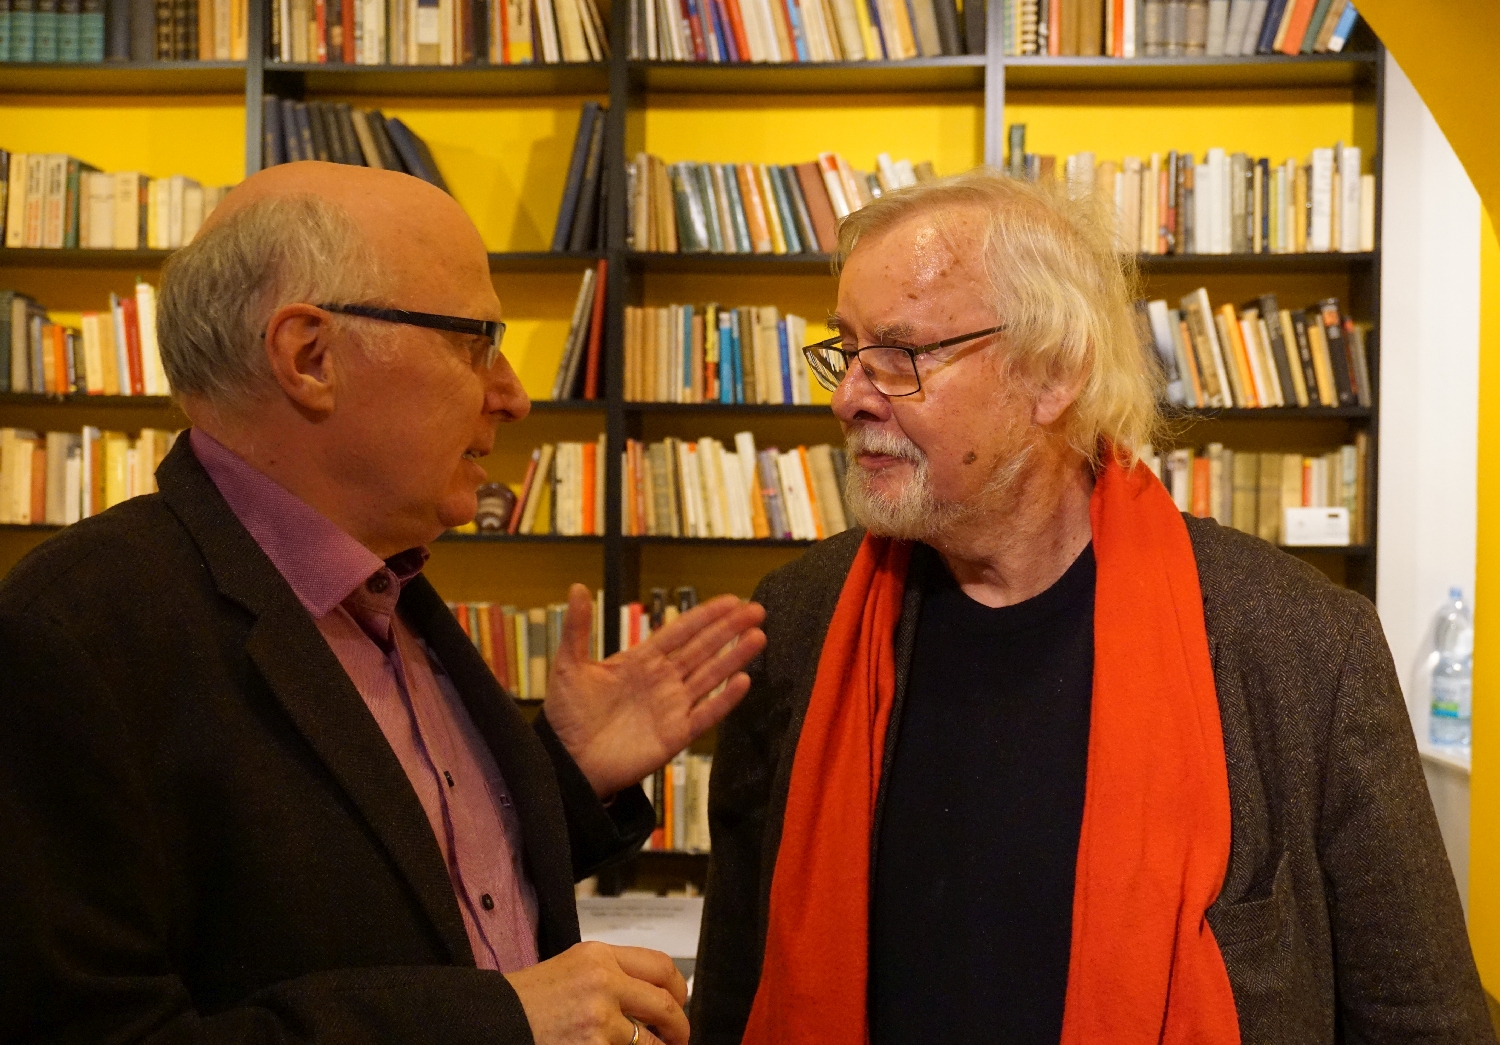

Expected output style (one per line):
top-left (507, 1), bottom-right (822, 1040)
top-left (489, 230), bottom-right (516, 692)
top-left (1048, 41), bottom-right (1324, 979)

top-left (0, 436), bottom-right (653, 1044)
top-left (691, 519), bottom-right (1497, 1045)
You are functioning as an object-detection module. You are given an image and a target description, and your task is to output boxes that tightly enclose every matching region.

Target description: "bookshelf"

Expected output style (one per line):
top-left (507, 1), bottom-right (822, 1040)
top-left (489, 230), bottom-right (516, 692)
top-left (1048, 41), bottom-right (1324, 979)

top-left (2, 13), bottom-right (1386, 888)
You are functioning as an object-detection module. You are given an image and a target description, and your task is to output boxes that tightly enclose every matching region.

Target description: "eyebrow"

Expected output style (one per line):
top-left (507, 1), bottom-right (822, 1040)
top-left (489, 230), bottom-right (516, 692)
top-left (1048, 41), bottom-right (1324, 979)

top-left (824, 314), bottom-right (919, 343)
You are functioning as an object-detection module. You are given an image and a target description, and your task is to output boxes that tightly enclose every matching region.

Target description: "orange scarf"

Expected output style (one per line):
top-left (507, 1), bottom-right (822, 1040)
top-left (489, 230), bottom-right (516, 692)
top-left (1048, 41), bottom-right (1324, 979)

top-left (741, 457), bottom-right (1239, 1045)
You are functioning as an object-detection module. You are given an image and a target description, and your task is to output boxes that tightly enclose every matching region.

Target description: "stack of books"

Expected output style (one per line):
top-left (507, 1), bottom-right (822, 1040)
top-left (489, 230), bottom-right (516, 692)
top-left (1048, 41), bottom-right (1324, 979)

top-left (0, 0), bottom-right (249, 61)
top-left (547, 263), bottom-right (607, 400)
top-left (622, 431), bottom-right (850, 541)
top-left (448, 593), bottom-right (604, 700)
top-left (551, 103), bottom-right (608, 253)
top-left (627, 150), bottom-right (935, 255)
top-left (269, 0), bottom-right (608, 64)
top-left (624, 303), bottom-right (815, 405)
top-left (996, 0), bottom-right (1361, 58)
top-left (2, 283), bottom-right (171, 397)
top-left (629, 0), bottom-right (976, 62)
top-left (1141, 289), bottom-right (1370, 410)
top-left (498, 438), bottom-right (607, 536)
top-left (2, 154), bottom-right (231, 251)
top-left (1144, 436), bottom-right (1368, 545)
top-left (1006, 129), bottom-right (1373, 256)
top-left (0, 426), bottom-right (179, 526)
top-left (261, 97), bottom-right (448, 192)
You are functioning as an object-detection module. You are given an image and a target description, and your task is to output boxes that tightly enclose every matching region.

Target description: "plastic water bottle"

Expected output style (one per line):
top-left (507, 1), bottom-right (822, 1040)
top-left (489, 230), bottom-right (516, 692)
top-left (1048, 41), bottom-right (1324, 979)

top-left (1429, 588), bottom-right (1473, 748)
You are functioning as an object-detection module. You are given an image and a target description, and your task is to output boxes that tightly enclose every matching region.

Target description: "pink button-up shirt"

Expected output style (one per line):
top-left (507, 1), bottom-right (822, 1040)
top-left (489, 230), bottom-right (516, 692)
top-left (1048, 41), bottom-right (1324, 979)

top-left (192, 429), bottom-right (540, 973)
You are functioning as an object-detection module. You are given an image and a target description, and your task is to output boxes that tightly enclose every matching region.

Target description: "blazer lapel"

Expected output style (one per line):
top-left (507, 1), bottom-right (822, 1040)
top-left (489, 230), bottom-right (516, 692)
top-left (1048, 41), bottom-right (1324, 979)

top-left (155, 436), bottom-right (475, 966)
top-left (398, 577), bottom-right (580, 958)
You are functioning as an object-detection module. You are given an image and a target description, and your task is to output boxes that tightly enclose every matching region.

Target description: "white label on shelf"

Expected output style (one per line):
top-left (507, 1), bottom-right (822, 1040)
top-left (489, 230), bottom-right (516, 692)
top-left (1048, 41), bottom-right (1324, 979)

top-left (1283, 506), bottom-right (1350, 547)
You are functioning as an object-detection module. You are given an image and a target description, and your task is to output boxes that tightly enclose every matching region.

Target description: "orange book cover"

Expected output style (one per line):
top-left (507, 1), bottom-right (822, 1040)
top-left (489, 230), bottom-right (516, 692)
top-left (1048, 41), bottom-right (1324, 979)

top-left (723, 0), bottom-right (752, 59)
top-left (1216, 303), bottom-right (1259, 407)
top-left (662, 761), bottom-right (675, 850)
top-left (1111, 0), bottom-right (1124, 56)
top-left (1278, 0), bottom-right (1318, 54)
top-left (30, 442), bottom-right (45, 523)
top-left (1047, 0), bottom-right (1061, 54)
top-left (1301, 458), bottom-right (1313, 506)
top-left (453, 602), bottom-right (472, 640)
top-left (1177, 316), bottom-right (1205, 407)
top-left (631, 439), bottom-right (650, 536)
top-left (580, 440), bottom-right (596, 536)
top-left (1191, 457), bottom-right (1211, 518)
top-left (53, 325), bottom-right (69, 395)
top-left (120, 295), bottom-right (145, 396)
top-left (476, 604), bottom-right (496, 668)
top-left (796, 445), bottom-right (825, 539)
top-left (737, 164), bottom-right (773, 253)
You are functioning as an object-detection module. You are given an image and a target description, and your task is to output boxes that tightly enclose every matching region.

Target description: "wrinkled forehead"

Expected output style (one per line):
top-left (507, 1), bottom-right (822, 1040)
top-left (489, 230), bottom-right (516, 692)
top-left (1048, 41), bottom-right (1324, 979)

top-left (836, 209), bottom-right (993, 320)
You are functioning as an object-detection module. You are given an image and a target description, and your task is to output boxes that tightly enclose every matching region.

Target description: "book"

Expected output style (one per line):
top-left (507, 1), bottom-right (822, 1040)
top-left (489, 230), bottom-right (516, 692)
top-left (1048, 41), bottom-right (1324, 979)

top-left (0, 425), bottom-right (178, 524)
top-left (552, 101), bottom-right (602, 252)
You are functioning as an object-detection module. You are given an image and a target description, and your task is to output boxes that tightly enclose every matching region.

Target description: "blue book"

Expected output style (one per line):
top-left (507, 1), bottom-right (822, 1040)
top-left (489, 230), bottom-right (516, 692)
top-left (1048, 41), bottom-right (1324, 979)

top-left (784, 0), bottom-right (808, 60)
top-left (30, 313), bottom-right (46, 394)
top-left (709, 0), bottom-right (737, 60)
top-left (56, 0), bottom-right (78, 59)
top-left (730, 314), bottom-right (745, 404)
top-left (720, 163), bottom-right (752, 253)
top-left (78, 0), bottom-right (102, 58)
top-left (718, 312), bottom-right (734, 403)
top-left (32, 0), bottom-right (55, 59)
top-left (777, 320), bottom-right (793, 404)
top-left (1255, 0), bottom-right (1287, 52)
top-left (1326, 1), bottom-right (1358, 51)
top-left (682, 307), bottom-right (694, 400)
top-left (767, 167), bottom-right (802, 254)
top-left (11, 0), bottom-right (36, 59)
top-left (0, 0), bottom-right (12, 59)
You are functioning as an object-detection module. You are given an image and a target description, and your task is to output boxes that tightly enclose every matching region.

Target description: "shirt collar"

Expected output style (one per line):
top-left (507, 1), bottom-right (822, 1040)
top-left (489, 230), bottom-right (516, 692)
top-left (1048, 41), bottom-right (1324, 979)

top-left (190, 428), bottom-right (429, 618)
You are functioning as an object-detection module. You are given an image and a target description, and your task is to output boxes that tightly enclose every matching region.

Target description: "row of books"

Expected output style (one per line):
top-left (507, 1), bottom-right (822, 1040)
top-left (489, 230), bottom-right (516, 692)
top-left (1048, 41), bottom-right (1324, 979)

top-left (1006, 129), bottom-right (1372, 256)
top-left (996, 0), bottom-right (1359, 57)
top-left (261, 96), bottom-right (449, 192)
top-left (1143, 289), bottom-right (1368, 410)
top-left (269, 0), bottom-right (607, 64)
top-left (2, 153), bottom-right (231, 251)
top-left (448, 594), bottom-right (604, 700)
top-left (624, 304), bottom-right (815, 405)
top-left (497, 438), bottom-right (607, 536)
top-left (2, 283), bottom-right (170, 396)
top-left (1144, 436), bottom-right (1368, 546)
top-left (550, 102), bottom-right (608, 253)
top-left (630, 0), bottom-right (977, 62)
top-left (0, 426), bottom-right (178, 526)
top-left (623, 433), bottom-right (850, 541)
top-left (0, 0), bottom-right (248, 60)
top-left (546, 262), bottom-right (608, 399)
top-left (627, 150), bottom-right (935, 255)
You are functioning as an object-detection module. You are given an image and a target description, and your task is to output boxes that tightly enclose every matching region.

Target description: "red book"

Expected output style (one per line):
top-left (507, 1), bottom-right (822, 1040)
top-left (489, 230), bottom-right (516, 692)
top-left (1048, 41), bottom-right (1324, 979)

top-left (30, 442), bottom-right (46, 524)
top-left (679, 0), bottom-right (707, 59)
top-left (582, 259), bottom-right (607, 399)
top-left (453, 602), bottom-right (473, 640)
top-left (1278, 0), bottom-right (1318, 55)
top-left (120, 295), bottom-right (145, 396)
top-left (508, 448), bottom-right (540, 533)
top-left (52, 325), bottom-right (68, 395)
top-left (1112, 0), bottom-right (1124, 55)
top-left (341, 0), bottom-right (355, 60)
top-left (1047, 0), bottom-right (1061, 55)
top-left (722, 0), bottom-right (751, 61)
top-left (314, 0), bottom-right (327, 61)
top-left (1191, 457), bottom-right (1211, 518)
top-left (580, 440), bottom-right (596, 536)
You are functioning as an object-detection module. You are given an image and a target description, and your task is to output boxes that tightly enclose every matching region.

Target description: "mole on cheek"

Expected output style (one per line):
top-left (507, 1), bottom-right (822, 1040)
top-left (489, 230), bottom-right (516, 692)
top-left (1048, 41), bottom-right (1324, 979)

top-left (963, 450), bottom-right (978, 464)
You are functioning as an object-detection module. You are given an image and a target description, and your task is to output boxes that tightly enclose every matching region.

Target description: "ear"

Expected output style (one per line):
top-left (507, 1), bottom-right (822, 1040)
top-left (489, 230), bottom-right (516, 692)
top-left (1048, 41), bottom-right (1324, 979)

top-left (264, 303), bottom-right (338, 415)
top-left (1031, 370), bottom-right (1085, 428)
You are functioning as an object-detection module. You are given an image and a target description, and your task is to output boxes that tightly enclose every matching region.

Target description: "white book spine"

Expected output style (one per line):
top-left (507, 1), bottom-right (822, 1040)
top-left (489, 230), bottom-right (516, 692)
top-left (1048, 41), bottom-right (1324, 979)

top-left (1339, 146), bottom-right (1362, 253)
top-left (1309, 147), bottom-right (1334, 252)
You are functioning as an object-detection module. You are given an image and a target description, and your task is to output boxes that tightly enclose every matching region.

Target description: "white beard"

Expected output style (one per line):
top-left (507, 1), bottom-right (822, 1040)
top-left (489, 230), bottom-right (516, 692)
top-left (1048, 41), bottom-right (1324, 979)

top-left (842, 426), bottom-right (1035, 542)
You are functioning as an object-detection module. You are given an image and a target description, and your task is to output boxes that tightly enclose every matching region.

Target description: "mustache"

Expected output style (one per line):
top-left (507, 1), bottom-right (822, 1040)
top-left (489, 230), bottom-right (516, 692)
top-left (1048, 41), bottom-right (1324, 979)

top-left (845, 427), bottom-right (924, 463)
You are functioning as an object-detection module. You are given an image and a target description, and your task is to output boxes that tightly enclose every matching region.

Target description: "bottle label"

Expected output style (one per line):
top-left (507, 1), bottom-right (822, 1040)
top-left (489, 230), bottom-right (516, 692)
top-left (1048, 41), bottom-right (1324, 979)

top-left (1432, 676), bottom-right (1472, 719)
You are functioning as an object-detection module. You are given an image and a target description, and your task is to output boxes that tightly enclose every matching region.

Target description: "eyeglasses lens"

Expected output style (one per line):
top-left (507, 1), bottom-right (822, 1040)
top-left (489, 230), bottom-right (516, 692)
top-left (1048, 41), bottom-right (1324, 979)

top-left (859, 347), bottom-right (920, 396)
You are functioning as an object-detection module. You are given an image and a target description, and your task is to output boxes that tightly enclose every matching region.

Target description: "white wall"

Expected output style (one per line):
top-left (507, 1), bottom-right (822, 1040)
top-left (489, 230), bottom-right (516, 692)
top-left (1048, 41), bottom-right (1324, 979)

top-left (1376, 53), bottom-right (1480, 911)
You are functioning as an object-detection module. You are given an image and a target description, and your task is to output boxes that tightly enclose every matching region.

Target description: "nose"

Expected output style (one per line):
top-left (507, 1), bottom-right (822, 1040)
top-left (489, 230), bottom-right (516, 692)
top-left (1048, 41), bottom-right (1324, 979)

top-left (831, 358), bottom-right (891, 426)
top-left (486, 354), bottom-right (530, 422)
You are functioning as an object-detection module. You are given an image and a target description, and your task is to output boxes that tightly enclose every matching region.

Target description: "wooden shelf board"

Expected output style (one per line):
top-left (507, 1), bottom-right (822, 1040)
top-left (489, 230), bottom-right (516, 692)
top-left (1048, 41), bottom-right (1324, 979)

top-left (489, 251), bottom-right (604, 272)
top-left (0, 60), bottom-right (246, 94)
top-left (0, 393), bottom-right (177, 407)
top-left (0, 248), bottom-right (176, 268)
top-left (265, 61), bottom-right (609, 96)
top-left (628, 252), bottom-right (834, 274)
top-left (625, 535), bottom-right (818, 547)
top-left (527, 398), bottom-right (608, 411)
top-left (627, 251), bottom-right (1373, 274)
top-left (1167, 405), bottom-right (1373, 420)
top-left (624, 402), bottom-right (831, 415)
top-left (437, 532), bottom-right (604, 543)
top-left (1002, 53), bottom-right (1379, 91)
top-left (629, 56), bottom-right (987, 94)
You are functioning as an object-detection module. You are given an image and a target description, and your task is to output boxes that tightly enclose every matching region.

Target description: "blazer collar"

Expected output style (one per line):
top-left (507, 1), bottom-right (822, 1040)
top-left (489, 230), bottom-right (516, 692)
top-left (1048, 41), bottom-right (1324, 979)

top-left (155, 434), bottom-right (476, 966)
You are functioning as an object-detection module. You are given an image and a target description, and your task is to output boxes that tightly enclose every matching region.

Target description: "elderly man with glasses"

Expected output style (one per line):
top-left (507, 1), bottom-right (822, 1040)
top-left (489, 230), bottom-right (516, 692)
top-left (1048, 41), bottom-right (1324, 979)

top-left (0, 161), bottom-right (766, 1045)
top-left (690, 171), bottom-right (1494, 1045)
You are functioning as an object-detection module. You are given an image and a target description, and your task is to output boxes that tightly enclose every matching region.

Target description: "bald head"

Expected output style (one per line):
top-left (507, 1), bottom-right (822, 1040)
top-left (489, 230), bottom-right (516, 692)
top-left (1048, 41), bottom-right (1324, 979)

top-left (158, 161), bottom-right (497, 411)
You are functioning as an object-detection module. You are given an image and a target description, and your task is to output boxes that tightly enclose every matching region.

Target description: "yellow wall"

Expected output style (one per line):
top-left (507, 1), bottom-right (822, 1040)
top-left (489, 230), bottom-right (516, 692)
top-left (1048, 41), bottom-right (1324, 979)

top-left (1349, 0), bottom-right (1500, 995)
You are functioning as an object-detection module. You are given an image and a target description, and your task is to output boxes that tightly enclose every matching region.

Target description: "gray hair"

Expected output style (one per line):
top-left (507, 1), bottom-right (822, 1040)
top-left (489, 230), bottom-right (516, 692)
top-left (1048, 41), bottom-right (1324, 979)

top-left (157, 193), bottom-right (386, 410)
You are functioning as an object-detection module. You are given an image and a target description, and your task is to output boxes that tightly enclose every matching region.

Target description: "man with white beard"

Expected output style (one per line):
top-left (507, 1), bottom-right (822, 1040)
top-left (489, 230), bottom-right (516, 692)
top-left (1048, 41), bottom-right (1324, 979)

top-left (687, 170), bottom-right (1494, 1045)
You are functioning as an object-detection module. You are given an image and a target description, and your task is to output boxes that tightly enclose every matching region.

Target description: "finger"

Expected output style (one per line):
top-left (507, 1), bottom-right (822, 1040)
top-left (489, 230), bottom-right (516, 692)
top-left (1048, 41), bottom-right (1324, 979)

top-left (682, 626), bottom-right (766, 701)
top-left (554, 583), bottom-right (595, 667)
top-left (686, 670), bottom-right (753, 737)
top-left (617, 979), bottom-right (689, 1045)
top-left (658, 601), bottom-right (766, 674)
top-left (609, 945), bottom-right (689, 1005)
top-left (647, 595), bottom-right (761, 657)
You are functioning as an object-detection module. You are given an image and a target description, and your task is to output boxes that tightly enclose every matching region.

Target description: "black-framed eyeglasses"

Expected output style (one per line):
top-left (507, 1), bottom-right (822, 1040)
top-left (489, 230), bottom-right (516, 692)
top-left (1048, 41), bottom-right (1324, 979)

top-left (802, 325), bottom-right (1006, 397)
top-left (319, 303), bottom-right (506, 370)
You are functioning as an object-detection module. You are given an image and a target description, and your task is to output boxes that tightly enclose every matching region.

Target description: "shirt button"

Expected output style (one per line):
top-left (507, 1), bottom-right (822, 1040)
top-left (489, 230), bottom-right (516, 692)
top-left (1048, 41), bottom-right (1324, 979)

top-left (481, 893), bottom-right (495, 911)
top-left (367, 573), bottom-right (390, 594)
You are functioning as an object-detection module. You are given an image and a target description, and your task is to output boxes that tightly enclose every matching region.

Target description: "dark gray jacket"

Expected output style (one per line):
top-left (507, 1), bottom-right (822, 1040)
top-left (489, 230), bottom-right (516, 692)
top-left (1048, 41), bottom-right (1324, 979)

top-left (692, 518), bottom-right (1496, 1045)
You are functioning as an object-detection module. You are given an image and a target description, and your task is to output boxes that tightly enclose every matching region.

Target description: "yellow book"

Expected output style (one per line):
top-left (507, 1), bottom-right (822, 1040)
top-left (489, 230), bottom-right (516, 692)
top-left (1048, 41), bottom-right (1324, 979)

top-left (1306, 317), bottom-right (1338, 408)
top-left (103, 431), bottom-right (130, 509)
top-left (852, 0), bottom-right (880, 58)
top-left (476, 604), bottom-right (495, 671)
top-left (757, 165), bottom-right (788, 255)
